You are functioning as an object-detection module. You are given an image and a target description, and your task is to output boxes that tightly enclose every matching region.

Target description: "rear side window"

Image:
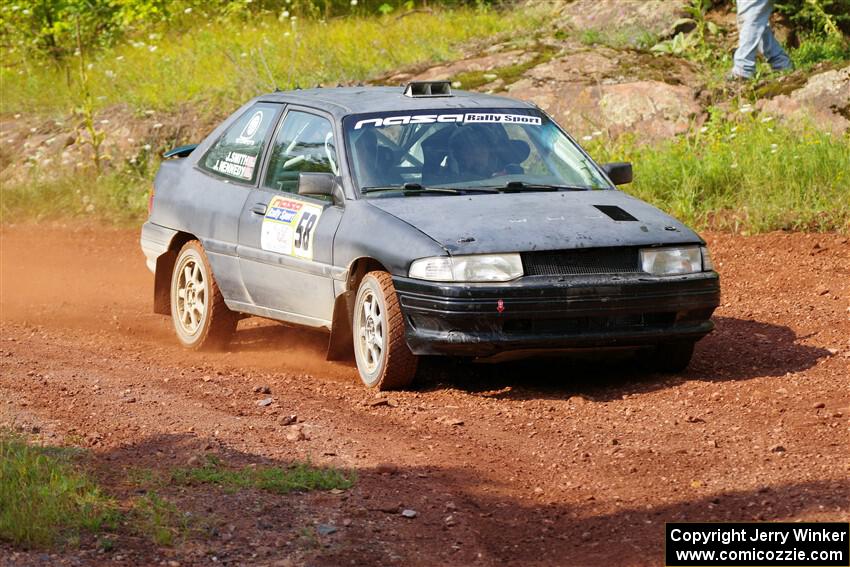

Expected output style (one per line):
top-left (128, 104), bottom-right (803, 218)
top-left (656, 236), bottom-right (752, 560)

top-left (201, 103), bottom-right (280, 183)
top-left (264, 111), bottom-right (338, 194)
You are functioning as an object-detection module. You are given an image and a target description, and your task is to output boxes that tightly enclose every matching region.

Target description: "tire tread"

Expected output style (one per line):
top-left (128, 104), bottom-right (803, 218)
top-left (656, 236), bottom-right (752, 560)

top-left (362, 271), bottom-right (418, 390)
top-left (173, 240), bottom-right (237, 351)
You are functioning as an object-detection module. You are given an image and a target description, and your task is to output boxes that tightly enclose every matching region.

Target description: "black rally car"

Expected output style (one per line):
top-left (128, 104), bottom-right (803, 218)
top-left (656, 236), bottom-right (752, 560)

top-left (141, 82), bottom-right (720, 389)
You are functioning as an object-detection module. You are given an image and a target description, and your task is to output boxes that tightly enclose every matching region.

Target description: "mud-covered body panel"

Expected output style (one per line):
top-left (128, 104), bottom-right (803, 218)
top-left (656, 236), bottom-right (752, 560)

top-left (365, 190), bottom-right (701, 255)
top-left (140, 85), bottom-right (720, 358)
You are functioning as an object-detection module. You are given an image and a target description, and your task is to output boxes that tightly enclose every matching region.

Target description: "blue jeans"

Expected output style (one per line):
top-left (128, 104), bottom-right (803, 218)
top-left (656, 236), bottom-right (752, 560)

top-left (733, 0), bottom-right (793, 78)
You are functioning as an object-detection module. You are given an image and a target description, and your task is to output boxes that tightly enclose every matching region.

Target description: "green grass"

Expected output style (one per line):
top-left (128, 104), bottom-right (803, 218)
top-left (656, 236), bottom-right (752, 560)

top-left (0, 170), bottom-right (150, 225)
top-left (585, 115), bottom-right (850, 233)
top-left (171, 455), bottom-right (355, 494)
top-left (579, 27), bottom-right (660, 50)
top-left (0, 8), bottom-right (542, 117)
top-left (131, 492), bottom-right (187, 547)
top-left (0, 431), bottom-right (118, 548)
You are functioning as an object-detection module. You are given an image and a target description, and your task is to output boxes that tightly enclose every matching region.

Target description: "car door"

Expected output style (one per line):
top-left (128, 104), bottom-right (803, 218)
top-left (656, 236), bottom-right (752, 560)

top-left (235, 107), bottom-right (344, 328)
top-left (175, 101), bottom-right (282, 303)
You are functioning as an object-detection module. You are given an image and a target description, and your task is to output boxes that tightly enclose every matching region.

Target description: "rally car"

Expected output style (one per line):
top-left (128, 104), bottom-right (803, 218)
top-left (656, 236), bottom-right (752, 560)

top-left (141, 81), bottom-right (720, 389)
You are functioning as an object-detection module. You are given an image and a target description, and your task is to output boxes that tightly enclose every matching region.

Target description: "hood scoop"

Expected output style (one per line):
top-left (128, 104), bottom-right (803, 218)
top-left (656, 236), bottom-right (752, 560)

top-left (594, 205), bottom-right (638, 221)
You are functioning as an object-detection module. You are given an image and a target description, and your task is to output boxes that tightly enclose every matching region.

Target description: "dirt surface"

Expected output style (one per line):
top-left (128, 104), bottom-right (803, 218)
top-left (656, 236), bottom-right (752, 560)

top-left (1, 224), bottom-right (848, 566)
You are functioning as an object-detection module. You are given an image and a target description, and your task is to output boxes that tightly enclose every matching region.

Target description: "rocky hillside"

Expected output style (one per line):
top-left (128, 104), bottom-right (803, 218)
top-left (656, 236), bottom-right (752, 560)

top-left (1, 0), bottom-right (847, 185)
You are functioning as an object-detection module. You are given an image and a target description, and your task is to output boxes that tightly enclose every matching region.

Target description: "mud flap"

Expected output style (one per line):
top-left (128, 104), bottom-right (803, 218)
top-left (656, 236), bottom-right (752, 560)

top-left (326, 291), bottom-right (355, 361)
top-left (154, 250), bottom-right (177, 315)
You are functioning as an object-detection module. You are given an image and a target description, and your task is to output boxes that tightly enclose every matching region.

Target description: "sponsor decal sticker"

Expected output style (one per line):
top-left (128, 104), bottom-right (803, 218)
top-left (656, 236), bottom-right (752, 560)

top-left (261, 195), bottom-right (324, 260)
top-left (235, 110), bottom-right (264, 144)
top-left (212, 151), bottom-right (257, 180)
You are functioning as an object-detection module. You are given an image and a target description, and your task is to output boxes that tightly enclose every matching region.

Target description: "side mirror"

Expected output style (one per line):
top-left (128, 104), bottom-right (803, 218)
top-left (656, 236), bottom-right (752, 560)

top-left (601, 162), bottom-right (633, 186)
top-left (298, 172), bottom-right (336, 198)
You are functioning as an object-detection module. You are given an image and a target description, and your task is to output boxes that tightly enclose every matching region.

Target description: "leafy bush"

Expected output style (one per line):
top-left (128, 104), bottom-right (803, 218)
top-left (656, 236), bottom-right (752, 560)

top-left (774, 0), bottom-right (850, 37)
top-left (791, 32), bottom-right (850, 66)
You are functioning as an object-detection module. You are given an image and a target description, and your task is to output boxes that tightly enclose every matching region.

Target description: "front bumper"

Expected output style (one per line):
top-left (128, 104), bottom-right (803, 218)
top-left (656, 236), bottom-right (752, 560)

top-left (394, 272), bottom-right (720, 357)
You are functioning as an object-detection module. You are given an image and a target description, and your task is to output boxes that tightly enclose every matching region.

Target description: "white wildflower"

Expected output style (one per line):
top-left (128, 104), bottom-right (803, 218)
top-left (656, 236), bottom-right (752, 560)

top-left (730, 163), bottom-right (738, 169)
top-left (152, 123), bottom-right (163, 129)
top-left (699, 126), bottom-right (708, 133)
top-left (184, 7), bottom-right (192, 13)
top-left (760, 116), bottom-right (773, 123)
top-left (351, 0), bottom-right (358, 5)
top-left (592, 130), bottom-right (602, 137)
top-left (582, 135), bottom-right (593, 141)
top-left (100, 119), bottom-right (109, 125)
top-left (730, 126), bottom-right (738, 132)
top-left (149, 45), bottom-right (157, 52)
top-left (143, 144), bottom-right (151, 151)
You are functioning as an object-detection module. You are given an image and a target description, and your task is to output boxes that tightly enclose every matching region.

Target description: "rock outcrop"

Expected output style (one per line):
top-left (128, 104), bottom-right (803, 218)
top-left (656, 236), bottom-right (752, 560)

top-left (759, 65), bottom-right (850, 136)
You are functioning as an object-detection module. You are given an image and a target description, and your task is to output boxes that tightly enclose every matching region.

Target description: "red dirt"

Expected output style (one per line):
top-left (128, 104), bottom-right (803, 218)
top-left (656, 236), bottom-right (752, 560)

top-left (1, 224), bottom-right (848, 567)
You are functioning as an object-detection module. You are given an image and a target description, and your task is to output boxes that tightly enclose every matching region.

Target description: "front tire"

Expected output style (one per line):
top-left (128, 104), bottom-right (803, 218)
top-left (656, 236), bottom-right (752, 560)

top-left (353, 272), bottom-right (418, 390)
top-left (170, 240), bottom-right (236, 350)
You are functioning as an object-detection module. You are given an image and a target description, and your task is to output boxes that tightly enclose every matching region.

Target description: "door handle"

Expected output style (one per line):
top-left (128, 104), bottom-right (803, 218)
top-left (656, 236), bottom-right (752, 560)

top-left (251, 203), bottom-right (267, 216)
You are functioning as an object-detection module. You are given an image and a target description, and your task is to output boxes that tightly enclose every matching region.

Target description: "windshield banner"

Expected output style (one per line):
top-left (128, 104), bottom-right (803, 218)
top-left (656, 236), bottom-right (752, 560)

top-left (353, 113), bottom-right (542, 129)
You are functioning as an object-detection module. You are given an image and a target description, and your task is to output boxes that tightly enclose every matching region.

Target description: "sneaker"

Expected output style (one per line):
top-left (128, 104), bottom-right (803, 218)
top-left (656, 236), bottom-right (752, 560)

top-left (725, 70), bottom-right (752, 82)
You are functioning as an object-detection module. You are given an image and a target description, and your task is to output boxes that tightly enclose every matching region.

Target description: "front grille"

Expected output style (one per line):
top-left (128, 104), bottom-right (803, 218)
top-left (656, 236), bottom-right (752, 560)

top-left (502, 312), bottom-right (676, 335)
top-left (521, 247), bottom-right (641, 276)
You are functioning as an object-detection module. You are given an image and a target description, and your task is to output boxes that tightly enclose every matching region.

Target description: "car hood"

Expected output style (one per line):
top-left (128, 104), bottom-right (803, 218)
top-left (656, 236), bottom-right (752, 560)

top-left (365, 190), bottom-right (703, 254)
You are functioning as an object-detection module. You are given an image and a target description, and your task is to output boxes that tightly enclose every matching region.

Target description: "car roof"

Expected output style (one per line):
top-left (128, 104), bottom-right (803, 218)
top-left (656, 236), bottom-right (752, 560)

top-left (256, 86), bottom-right (534, 119)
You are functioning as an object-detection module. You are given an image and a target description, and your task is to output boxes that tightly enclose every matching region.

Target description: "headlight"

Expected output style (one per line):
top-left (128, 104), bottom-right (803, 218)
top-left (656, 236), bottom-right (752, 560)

top-left (640, 246), bottom-right (702, 275)
top-left (409, 254), bottom-right (523, 282)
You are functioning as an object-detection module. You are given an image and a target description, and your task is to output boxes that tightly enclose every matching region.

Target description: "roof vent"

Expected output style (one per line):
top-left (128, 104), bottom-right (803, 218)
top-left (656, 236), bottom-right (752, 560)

top-left (403, 81), bottom-right (453, 98)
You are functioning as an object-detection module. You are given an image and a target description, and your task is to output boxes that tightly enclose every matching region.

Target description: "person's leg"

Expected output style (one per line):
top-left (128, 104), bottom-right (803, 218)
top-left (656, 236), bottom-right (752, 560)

top-left (761, 25), bottom-right (793, 71)
top-left (732, 0), bottom-right (772, 78)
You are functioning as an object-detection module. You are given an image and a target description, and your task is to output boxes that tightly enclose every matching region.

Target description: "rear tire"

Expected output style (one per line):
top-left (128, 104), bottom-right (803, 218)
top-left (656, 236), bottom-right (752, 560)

top-left (353, 271), bottom-right (418, 390)
top-left (646, 341), bottom-right (696, 373)
top-left (170, 240), bottom-right (237, 350)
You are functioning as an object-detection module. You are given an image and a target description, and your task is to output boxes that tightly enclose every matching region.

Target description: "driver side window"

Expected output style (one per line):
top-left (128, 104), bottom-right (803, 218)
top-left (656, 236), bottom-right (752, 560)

top-left (264, 111), bottom-right (338, 194)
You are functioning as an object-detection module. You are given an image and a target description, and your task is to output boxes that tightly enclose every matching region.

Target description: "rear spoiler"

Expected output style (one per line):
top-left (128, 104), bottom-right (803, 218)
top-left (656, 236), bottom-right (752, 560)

top-left (162, 144), bottom-right (198, 159)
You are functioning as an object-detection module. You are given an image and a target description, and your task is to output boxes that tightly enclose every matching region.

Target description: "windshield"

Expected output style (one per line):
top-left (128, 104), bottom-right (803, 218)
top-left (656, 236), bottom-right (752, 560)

top-left (343, 108), bottom-right (611, 195)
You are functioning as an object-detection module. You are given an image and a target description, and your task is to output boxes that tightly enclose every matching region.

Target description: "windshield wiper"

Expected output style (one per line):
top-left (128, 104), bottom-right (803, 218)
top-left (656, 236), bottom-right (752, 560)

top-left (482, 181), bottom-right (591, 193)
top-left (361, 183), bottom-right (499, 195)
top-left (361, 183), bottom-right (459, 195)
